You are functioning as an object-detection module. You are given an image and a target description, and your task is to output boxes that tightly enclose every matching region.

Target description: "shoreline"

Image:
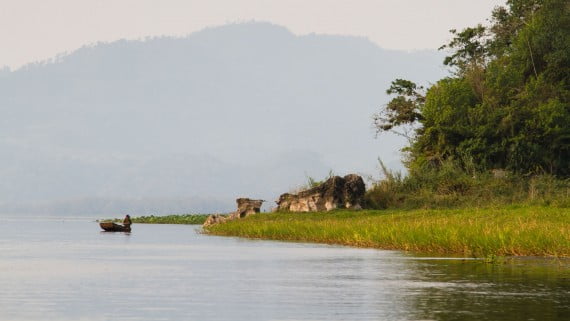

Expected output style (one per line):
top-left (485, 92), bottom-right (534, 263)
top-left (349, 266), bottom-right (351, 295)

top-left (203, 206), bottom-right (569, 258)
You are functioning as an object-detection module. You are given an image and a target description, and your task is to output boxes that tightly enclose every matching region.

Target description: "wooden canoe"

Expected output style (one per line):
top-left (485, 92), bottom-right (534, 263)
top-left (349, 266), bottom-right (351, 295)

top-left (99, 222), bottom-right (131, 232)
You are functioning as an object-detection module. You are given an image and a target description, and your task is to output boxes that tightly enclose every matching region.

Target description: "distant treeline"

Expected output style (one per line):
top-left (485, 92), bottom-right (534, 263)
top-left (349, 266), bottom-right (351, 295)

top-left (132, 214), bottom-right (210, 225)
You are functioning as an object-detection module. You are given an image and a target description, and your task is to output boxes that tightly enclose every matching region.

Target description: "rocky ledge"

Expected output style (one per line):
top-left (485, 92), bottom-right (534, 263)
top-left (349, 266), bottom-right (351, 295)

top-left (276, 174), bottom-right (365, 212)
top-left (203, 174), bottom-right (365, 227)
top-left (203, 198), bottom-right (264, 227)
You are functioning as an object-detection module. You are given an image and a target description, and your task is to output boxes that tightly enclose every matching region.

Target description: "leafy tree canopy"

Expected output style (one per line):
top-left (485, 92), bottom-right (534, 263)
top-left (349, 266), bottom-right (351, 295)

top-left (375, 0), bottom-right (570, 176)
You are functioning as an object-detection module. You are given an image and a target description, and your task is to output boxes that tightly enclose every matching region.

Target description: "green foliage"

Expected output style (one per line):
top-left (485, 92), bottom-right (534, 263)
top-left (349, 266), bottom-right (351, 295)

top-left (131, 214), bottom-right (210, 224)
top-left (412, 77), bottom-right (481, 167)
top-left (303, 170), bottom-right (335, 190)
top-left (206, 207), bottom-right (570, 257)
top-left (364, 159), bottom-right (570, 210)
top-left (374, 79), bottom-right (425, 139)
top-left (375, 0), bottom-right (570, 177)
top-left (439, 24), bottom-right (487, 69)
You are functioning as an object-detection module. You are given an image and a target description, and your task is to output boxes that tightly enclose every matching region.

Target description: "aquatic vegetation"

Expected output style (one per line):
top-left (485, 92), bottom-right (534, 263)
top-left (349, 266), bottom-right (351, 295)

top-left (132, 214), bottom-right (211, 225)
top-left (205, 206), bottom-right (570, 258)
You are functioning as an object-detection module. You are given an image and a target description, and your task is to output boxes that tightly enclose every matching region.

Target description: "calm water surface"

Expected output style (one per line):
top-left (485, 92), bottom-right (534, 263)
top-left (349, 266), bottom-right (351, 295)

top-left (0, 217), bottom-right (568, 321)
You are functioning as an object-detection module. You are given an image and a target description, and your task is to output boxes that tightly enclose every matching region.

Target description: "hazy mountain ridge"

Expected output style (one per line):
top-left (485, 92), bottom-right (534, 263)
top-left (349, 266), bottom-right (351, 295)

top-left (0, 22), bottom-right (446, 215)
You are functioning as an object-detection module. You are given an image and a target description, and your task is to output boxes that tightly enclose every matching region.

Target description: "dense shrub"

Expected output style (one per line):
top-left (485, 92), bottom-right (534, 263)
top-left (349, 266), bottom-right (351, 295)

top-left (364, 160), bottom-right (570, 209)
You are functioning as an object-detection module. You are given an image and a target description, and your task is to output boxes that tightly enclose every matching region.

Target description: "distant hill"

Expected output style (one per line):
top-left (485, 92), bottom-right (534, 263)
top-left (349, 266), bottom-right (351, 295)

top-left (0, 22), bottom-right (446, 215)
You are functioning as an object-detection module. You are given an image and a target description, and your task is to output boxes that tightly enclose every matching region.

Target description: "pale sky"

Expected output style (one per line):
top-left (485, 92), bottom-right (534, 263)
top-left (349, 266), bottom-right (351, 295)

top-left (1, 0), bottom-right (505, 69)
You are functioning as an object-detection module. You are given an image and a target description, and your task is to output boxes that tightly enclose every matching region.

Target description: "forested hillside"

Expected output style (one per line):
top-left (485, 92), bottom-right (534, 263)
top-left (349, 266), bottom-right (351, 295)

top-left (0, 22), bottom-right (445, 215)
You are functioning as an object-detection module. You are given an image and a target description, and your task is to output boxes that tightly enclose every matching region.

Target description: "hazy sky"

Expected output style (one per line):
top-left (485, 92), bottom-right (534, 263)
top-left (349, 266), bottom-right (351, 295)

top-left (2, 0), bottom-right (505, 69)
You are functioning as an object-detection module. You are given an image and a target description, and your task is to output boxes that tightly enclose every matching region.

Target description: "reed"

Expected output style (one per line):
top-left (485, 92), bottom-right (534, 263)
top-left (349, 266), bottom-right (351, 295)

top-left (205, 206), bottom-right (569, 257)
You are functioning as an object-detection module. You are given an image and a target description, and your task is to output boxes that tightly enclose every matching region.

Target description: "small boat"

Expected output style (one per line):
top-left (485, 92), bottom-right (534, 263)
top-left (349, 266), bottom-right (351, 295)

top-left (99, 222), bottom-right (131, 232)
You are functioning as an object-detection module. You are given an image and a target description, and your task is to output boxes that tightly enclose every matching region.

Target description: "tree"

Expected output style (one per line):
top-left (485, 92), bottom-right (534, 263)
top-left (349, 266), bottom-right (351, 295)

top-left (439, 24), bottom-right (488, 71)
top-left (375, 0), bottom-right (570, 176)
top-left (373, 79), bottom-right (425, 141)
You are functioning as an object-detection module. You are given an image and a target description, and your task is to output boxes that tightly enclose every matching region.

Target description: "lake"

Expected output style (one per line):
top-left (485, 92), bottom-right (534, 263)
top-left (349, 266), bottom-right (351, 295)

top-left (0, 217), bottom-right (568, 321)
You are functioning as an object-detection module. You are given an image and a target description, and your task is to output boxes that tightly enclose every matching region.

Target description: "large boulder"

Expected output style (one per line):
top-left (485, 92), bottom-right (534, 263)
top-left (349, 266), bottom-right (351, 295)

top-left (203, 214), bottom-right (228, 227)
top-left (276, 174), bottom-right (365, 212)
top-left (231, 198), bottom-right (264, 218)
top-left (203, 198), bottom-right (264, 227)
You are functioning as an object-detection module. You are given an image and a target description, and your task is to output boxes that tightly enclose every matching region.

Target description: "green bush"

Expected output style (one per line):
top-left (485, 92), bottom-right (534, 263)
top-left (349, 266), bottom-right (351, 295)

top-left (365, 159), bottom-right (570, 210)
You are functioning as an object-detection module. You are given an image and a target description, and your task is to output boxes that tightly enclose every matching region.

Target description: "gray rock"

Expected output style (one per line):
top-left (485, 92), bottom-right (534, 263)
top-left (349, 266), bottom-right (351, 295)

top-left (203, 214), bottom-right (228, 227)
top-left (231, 198), bottom-right (264, 218)
top-left (203, 198), bottom-right (264, 227)
top-left (276, 174), bottom-right (365, 212)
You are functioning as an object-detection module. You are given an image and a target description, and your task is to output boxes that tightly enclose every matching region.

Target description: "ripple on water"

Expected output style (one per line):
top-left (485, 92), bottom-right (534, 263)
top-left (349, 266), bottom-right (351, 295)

top-left (0, 218), bottom-right (568, 321)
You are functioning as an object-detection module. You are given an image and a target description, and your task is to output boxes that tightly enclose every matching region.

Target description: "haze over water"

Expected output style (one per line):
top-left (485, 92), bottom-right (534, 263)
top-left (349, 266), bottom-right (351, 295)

top-left (1, 217), bottom-right (568, 321)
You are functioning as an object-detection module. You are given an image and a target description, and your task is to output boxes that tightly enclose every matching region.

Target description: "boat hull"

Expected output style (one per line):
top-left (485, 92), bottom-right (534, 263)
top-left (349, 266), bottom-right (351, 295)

top-left (99, 222), bottom-right (131, 232)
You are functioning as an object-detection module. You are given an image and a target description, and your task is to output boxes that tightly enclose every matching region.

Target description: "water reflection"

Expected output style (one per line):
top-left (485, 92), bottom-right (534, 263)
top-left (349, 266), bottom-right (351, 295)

top-left (405, 259), bottom-right (569, 321)
top-left (0, 218), bottom-right (567, 320)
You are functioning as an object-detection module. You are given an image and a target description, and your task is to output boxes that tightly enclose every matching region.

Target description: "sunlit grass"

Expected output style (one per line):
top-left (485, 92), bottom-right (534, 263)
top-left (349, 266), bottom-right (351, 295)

top-left (205, 206), bottom-right (569, 257)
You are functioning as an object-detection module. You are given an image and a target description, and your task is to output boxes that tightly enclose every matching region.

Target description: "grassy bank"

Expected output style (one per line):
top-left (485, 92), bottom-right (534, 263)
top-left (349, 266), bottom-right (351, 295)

top-left (205, 206), bottom-right (569, 258)
top-left (131, 214), bottom-right (210, 224)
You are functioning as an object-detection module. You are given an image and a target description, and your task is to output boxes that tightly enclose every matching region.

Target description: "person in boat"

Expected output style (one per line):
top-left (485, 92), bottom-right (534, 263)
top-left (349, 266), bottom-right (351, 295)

top-left (123, 214), bottom-right (132, 229)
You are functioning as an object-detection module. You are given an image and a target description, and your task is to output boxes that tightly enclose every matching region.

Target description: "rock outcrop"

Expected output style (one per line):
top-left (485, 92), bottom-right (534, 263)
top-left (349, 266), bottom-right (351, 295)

top-left (276, 174), bottom-right (365, 212)
top-left (203, 214), bottom-right (228, 227)
top-left (232, 198), bottom-right (264, 218)
top-left (203, 198), bottom-right (264, 227)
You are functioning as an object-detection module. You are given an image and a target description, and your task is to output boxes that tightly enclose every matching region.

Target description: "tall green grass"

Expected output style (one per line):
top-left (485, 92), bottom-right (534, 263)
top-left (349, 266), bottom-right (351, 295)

top-left (205, 207), bottom-right (569, 257)
top-left (364, 159), bottom-right (570, 209)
